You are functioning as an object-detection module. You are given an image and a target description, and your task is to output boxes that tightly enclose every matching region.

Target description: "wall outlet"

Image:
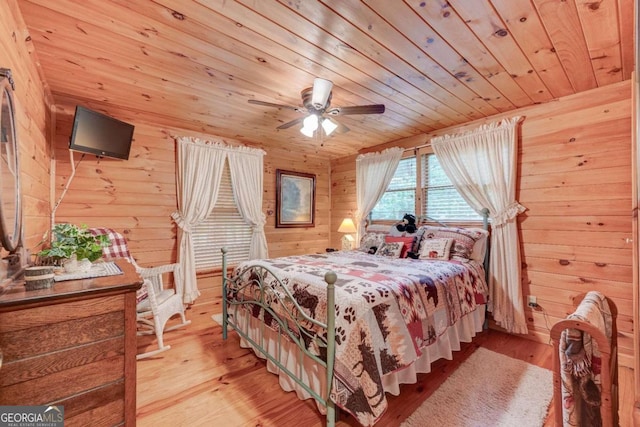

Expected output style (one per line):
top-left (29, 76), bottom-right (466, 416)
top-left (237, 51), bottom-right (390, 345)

top-left (528, 295), bottom-right (538, 307)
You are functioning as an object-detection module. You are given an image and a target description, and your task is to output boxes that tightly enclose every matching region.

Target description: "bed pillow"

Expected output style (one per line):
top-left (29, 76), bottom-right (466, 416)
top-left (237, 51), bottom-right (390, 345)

top-left (467, 227), bottom-right (490, 262)
top-left (359, 232), bottom-right (386, 253)
top-left (419, 226), bottom-right (484, 261)
top-left (419, 237), bottom-right (453, 260)
top-left (375, 242), bottom-right (403, 258)
top-left (384, 235), bottom-right (414, 258)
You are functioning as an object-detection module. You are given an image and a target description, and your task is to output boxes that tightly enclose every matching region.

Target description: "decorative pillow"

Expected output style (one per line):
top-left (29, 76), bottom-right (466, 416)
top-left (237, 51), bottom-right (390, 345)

top-left (419, 226), bottom-right (484, 261)
top-left (384, 235), bottom-right (414, 258)
top-left (359, 232), bottom-right (386, 253)
top-left (375, 242), bottom-right (403, 258)
top-left (419, 237), bottom-right (453, 260)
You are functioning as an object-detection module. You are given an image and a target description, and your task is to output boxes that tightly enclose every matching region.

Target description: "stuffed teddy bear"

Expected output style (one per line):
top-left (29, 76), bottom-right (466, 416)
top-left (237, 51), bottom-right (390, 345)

top-left (396, 213), bottom-right (417, 234)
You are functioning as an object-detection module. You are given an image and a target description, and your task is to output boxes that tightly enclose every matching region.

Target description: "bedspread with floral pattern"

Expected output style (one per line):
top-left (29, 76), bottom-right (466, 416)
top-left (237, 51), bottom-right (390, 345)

top-left (231, 250), bottom-right (488, 426)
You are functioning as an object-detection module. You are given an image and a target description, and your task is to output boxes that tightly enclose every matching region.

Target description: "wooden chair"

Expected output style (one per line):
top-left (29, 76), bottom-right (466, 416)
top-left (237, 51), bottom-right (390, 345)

top-left (550, 292), bottom-right (618, 427)
top-left (90, 228), bottom-right (191, 359)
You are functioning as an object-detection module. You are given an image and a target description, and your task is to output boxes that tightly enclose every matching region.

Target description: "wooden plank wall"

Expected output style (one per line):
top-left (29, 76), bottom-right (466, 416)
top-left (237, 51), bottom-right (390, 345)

top-left (51, 102), bottom-right (331, 306)
top-left (6, 0), bottom-right (634, 368)
top-left (330, 154), bottom-right (358, 251)
top-left (518, 83), bottom-right (632, 366)
top-left (0, 0), bottom-right (51, 260)
top-left (331, 81), bottom-right (634, 367)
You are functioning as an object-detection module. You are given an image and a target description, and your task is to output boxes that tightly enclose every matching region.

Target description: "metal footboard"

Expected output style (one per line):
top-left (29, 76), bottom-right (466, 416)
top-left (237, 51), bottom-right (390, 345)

top-left (221, 248), bottom-right (337, 427)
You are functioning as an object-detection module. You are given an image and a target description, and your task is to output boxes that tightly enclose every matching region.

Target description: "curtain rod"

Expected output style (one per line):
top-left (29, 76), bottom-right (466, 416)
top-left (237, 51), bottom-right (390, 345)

top-left (403, 116), bottom-right (524, 154)
top-left (404, 142), bottom-right (431, 153)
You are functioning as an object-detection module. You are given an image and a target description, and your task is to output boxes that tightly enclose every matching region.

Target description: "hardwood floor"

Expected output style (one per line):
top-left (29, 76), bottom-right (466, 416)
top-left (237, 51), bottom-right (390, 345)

top-left (136, 300), bottom-right (635, 427)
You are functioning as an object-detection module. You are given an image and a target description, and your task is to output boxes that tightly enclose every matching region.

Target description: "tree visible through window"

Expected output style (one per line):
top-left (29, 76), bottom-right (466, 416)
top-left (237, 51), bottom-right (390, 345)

top-left (370, 157), bottom-right (416, 220)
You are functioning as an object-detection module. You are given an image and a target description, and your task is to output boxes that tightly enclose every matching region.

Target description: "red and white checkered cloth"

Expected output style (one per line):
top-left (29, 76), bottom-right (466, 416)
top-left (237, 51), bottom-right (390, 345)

top-left (89, 227), bottom-right (147, 303)
top-left (89, 227), bottom-right (133, 261)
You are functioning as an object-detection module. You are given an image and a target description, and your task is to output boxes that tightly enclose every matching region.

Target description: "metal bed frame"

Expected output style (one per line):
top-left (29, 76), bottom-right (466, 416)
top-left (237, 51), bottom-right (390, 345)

top-left (222, 252), bottom-right (338, 425)
top-left (221, 208), bottom-right (490, 427)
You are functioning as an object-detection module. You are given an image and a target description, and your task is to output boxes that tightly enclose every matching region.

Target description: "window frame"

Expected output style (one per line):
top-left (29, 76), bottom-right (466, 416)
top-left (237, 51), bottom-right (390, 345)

top-left (191, 159), bottom-right (252, 273)
top-left (370, 146), bottom-right (483, 225)
top-left (368, 153), bottom-right (417, 221)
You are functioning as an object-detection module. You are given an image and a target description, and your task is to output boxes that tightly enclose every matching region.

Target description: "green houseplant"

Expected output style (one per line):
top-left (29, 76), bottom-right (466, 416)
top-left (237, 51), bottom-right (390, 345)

top-left (38, 223), bottom-right (110, 265)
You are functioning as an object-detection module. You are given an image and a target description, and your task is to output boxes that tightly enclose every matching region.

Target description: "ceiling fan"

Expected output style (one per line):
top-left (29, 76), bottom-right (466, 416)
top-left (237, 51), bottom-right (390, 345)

top-left (248, 78), bottom-right (385, 138)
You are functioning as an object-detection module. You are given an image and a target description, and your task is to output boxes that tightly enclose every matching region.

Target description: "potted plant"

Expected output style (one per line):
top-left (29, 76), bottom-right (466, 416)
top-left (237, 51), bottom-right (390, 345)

top-left (37, 223), bottom-right (110, 272)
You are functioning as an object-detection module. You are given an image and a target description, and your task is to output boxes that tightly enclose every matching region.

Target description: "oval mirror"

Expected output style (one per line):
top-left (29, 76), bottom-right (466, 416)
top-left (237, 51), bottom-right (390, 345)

top-left (0, 68), bottom-right (22, 252)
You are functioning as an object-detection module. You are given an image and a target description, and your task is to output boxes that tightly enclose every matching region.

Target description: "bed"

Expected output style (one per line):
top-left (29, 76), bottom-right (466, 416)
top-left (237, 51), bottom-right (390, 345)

top-left (221, 215), bottom-right (490, 426)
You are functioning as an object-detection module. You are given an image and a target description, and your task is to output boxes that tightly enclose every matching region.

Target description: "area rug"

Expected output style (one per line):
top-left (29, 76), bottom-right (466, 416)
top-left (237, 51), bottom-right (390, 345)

top-left (211, 313), bottom-right (223, 326)
top-left (401, 347), bottom-right (553, 427)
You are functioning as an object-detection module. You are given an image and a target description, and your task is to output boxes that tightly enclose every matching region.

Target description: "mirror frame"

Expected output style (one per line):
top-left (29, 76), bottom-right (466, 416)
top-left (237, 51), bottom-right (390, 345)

top-left (0, 68), bottom-right (22, 253)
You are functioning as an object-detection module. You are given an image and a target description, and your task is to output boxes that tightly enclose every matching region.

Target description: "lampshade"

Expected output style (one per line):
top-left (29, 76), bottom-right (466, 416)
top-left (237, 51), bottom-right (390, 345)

top-left (338, 218), bottom-right (357, 233)
top-left (311, 78), bottom-right (333, 109)
top-left (300, 114), bottom-right (318, 137)
top-left (303, 114), bottom-right (318, 129)
top-left (321, 118), bottom-right (338, 136)
top-left (300, 125), bottom-right (315, 137)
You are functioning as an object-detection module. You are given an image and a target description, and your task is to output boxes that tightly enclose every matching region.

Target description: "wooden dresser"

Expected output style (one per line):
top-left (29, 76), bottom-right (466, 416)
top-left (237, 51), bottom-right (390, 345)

top-left (0, 259), bottom-right (142, 426)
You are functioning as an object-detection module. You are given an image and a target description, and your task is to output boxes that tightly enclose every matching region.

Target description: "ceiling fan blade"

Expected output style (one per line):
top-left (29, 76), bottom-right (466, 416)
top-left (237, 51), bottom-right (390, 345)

top-left (327, 104), bottom-right (385, 116)
top-left (335, 120), bottom-right (350, 134)
top-left (248, 99), bottom-right (302, 112)
top-left (311, 78), bottom-right (333, 109)
top-left (276, 116), bottom-right (305, 130)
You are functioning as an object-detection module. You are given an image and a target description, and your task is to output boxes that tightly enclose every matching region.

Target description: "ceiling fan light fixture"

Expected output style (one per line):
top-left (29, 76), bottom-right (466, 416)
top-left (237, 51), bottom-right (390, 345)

top-left (249, 77), bottom-right (384, 138)
top-left (321, 117), bottom-right (338, 136)
top-left (303, 114), bottom-right (318, 129)
top-left (311, 78), bottom-right (333, 109)
top-left (300, 125), bottom-right (315, 138)
top-left (300, 114), bottom-right (318, 137)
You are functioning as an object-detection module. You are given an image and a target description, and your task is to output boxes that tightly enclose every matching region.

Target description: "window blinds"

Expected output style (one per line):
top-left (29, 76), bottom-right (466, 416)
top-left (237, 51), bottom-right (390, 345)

top-left (192, 160), bottom-right (251, 270)
top-left (369, 157), bottom-right (416, 220)
top-left (369, 153), bottom-right (481, 222)
top-left (421, 153), bottom-right (481, 220)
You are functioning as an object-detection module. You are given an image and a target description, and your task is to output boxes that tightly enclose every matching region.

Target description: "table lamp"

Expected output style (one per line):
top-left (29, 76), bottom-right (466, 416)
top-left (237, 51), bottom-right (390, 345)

top-left (338, 218), bottom-right (357, 251)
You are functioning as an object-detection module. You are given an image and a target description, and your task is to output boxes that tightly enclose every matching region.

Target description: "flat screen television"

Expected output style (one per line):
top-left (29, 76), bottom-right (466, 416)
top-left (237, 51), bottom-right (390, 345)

top-left (69, 106), bottom-right (134, 160)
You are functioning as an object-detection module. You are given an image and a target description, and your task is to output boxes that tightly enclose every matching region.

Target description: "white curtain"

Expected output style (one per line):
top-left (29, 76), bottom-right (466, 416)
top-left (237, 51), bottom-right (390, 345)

top-left (431, 116), bottom-right (527, 334)
top-left (228, 147), bottom-right (269, 259)
top-left (171, 137), bottom-right (226, 304)
top-left (355, 147), bottom-right (404, 240)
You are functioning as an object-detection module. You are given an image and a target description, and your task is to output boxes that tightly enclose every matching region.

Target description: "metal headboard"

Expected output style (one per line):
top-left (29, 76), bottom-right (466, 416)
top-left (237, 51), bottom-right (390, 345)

top-left (418, 208), bottom-right (491, 281)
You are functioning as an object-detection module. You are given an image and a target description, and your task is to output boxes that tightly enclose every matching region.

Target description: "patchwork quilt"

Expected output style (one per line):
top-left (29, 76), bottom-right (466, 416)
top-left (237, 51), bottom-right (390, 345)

top-left (230, 251), bottom-right (488, 426)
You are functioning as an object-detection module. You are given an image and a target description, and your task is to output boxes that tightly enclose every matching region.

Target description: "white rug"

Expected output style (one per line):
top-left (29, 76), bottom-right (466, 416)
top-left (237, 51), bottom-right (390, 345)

top-left (211, 313), bottom-right (223, 326)
top-left (401, 348), bottom-right (553, 427)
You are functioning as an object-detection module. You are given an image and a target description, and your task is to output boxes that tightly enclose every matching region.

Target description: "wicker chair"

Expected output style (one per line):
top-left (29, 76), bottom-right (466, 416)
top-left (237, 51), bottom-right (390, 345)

top-left (90, 228), bottom-right (191, 359)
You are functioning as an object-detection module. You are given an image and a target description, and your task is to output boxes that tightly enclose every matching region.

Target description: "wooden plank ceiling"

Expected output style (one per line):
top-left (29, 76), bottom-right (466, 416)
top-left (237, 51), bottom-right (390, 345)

top-left (17, 0), bottom-right (634, 158)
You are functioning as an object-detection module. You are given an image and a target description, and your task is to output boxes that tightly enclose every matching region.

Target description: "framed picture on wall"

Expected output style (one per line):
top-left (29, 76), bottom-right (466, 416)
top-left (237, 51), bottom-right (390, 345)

top-left (276, 169), bottom-right (316, 228)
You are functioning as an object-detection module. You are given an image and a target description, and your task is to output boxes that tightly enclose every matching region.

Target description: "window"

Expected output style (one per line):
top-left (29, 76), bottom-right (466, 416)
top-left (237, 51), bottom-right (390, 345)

top-left (369, 157), bottom-right (416, 220)
top-left (370, 150), bottom-right (481, 222)
top-left (421, 153), bottom-right (482, 221)
top-left (192, 160), bottom-right (251, 270)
